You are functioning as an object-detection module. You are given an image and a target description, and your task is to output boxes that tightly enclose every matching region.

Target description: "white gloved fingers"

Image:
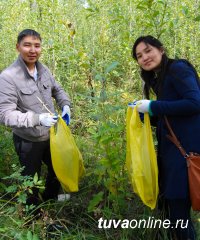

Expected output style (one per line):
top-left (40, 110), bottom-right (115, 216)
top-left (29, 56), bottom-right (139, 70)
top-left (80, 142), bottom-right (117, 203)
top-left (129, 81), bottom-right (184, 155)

top-left (40, 113), bottom-right (51, 119)
top-left (39, 113), bottom-right (51, 123)
top-left (136, 100), bottom-right (150, 113)
top-left (39, 113), bottom-right (58, 127)
top-left (62, 105), bottom-right (71, 118)
top-left (128, 101), bottom-right (137, 109)
top-left (50, 118), bottom-right (57, 126)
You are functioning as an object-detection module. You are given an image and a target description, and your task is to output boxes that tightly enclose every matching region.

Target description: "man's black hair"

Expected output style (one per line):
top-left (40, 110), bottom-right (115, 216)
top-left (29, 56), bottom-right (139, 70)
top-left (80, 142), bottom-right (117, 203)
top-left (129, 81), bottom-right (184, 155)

top-left (17, 29), bottom-right (42, 43)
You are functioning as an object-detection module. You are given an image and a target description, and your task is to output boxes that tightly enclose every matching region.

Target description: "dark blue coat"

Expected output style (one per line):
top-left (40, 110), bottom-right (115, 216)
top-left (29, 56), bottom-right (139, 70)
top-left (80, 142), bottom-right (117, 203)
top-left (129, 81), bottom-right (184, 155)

top-left (150, 60), bottom-right (200, 199)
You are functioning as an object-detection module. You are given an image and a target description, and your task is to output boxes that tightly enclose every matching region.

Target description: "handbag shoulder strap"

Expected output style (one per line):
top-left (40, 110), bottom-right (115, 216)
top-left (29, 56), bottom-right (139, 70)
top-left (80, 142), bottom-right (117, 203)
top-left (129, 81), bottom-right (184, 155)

top-left (164, 116), bottom-right (187, 157)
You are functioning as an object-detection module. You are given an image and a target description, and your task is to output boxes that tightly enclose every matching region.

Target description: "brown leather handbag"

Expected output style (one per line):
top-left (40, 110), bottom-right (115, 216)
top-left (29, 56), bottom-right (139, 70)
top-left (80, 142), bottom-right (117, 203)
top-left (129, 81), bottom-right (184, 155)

top-left (165, 117), bottom-right (200, 211)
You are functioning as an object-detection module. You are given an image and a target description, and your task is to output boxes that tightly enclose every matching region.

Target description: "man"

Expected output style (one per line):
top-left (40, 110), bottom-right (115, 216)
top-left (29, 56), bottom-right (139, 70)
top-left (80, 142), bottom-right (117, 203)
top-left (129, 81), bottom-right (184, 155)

top-left (0, 29), bottom-right (71, 205)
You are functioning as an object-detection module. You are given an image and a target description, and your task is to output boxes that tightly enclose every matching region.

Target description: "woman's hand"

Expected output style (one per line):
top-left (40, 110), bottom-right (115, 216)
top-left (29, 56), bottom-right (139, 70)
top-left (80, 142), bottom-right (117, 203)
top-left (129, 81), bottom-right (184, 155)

top-left (136, 100), bottom-right (151, 113)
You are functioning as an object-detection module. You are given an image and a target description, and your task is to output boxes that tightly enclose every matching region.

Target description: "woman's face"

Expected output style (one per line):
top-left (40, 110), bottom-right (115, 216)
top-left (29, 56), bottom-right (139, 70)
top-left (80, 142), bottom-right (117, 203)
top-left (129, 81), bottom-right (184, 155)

top-left (135, 42), bottom-right (164, 71)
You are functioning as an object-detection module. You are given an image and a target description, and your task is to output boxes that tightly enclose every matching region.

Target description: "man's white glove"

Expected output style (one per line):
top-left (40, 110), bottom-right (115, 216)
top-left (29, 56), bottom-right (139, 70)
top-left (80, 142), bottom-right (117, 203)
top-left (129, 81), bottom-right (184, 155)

top-left (39, 113), bottom-right (58, 127)
top-left (62, 105), bottom-right (71, 125)
top-left (136, 100), bottom-right (151, 113)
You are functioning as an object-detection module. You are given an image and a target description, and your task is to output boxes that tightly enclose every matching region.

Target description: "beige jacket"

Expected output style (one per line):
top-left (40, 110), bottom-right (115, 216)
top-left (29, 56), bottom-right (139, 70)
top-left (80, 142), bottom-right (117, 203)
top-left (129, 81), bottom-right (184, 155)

top-left (0, 55), bottom-right (70, 142)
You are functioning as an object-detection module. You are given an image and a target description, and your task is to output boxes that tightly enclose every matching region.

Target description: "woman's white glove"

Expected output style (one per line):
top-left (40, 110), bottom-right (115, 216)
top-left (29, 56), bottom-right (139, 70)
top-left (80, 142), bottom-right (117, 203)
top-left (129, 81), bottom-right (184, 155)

top-left (136, 100), bottom-right (151, 113)
top-left (39, 113), bottom-right (58, 127)
top-left (128, 101), bottom-right (137, 109)
top-left (62, 105), bottom-right (71, 125)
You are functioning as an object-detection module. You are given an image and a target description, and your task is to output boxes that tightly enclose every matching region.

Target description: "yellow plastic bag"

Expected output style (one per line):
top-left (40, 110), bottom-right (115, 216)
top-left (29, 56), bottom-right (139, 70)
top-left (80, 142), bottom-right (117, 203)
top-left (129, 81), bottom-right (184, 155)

top-left (50, 117), bottom-right (85, 192)
top-left (126, 107), bottom-right (158, 209)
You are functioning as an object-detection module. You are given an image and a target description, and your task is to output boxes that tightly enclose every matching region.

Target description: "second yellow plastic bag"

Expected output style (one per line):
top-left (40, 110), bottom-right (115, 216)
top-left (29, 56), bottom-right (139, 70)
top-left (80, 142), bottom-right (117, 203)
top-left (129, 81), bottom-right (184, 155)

top-left (126, 107), bottom-right (158, 209)
top-left (50, 117), bottom-right (85, 192)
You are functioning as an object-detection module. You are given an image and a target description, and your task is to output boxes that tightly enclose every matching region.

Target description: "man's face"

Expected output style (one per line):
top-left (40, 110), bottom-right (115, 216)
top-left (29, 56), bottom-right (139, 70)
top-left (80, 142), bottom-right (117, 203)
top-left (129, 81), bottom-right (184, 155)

top-left (16, 35), bottom-right (42, 67)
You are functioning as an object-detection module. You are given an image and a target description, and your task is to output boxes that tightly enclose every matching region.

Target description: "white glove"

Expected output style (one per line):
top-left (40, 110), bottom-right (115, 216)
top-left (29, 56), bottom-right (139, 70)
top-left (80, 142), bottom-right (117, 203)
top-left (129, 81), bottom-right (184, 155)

top-left (39, 113), bottom-right (58, 127)
top-left (128, 101), bottom-right (137, 109)
top-left (136, 100), bottom-right (151, 113)
top-left (62, 105), bottom-right (71, 125)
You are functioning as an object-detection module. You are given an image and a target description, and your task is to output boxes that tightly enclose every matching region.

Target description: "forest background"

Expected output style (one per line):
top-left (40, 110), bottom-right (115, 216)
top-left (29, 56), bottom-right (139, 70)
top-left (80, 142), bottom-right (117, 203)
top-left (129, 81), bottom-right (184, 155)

top-left (0, 0), bottom-right (200, 239)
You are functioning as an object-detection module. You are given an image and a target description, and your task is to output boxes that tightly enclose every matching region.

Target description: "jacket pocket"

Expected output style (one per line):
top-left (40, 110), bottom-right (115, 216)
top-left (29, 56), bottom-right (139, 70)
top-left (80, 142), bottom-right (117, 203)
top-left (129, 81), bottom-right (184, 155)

top-left (20, 87), bottom-right (39, 107)
top-left (42, 82), bottom-right (52, 94)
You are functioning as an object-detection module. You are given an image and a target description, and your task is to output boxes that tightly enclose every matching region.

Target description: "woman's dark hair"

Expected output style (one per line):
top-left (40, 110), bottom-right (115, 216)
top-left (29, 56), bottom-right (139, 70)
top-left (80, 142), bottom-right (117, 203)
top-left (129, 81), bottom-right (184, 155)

top-left (132, 35), bottom-right (200, 99)
top-left (132, 35), bottom-right (164, 60)
top-left (17, 29), bottom-right (42, 43)
top-left (132, 35), bottom-right (169, 99)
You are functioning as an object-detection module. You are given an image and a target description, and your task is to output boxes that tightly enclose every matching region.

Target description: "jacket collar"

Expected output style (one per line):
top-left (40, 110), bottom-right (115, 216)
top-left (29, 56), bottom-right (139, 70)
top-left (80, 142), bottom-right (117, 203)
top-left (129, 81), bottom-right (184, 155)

top-left (17, 55), bottom-right (46, 78)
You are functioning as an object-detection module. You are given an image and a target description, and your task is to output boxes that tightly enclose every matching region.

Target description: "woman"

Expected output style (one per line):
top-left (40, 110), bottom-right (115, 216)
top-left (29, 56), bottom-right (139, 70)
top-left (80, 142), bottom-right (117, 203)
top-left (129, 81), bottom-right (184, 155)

top-left (131, 35), bottom-right (200, 240)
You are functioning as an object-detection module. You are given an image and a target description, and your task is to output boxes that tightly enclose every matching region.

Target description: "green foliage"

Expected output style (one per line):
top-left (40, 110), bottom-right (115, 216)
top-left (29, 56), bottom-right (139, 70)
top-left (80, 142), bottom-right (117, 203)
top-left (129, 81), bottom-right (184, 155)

top-left (2, 164), bottom-right (44, 207)
top-left (0, 166), bottom-right (45, 239)
top-left (0, 126), bottom-right (18, 180)
top-left (26, 231), bottom-right (40, 240)
top-left (88, 191), bottom-right (104, 212)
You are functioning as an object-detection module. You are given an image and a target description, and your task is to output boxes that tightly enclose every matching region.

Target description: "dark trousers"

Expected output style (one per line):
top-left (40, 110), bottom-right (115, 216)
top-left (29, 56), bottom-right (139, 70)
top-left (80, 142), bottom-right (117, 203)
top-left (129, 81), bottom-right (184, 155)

top-left (13, 133), bottom-right (60, 205)
top-left (161, 198), bottom-right (196, 240)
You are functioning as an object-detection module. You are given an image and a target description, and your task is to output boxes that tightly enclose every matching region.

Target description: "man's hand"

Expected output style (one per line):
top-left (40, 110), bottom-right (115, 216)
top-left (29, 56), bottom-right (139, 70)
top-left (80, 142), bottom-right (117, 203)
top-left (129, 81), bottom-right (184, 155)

top-left (39, 113), bottom-right (58, 127)
top-left (62, 105), bottom-right (71, 125)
